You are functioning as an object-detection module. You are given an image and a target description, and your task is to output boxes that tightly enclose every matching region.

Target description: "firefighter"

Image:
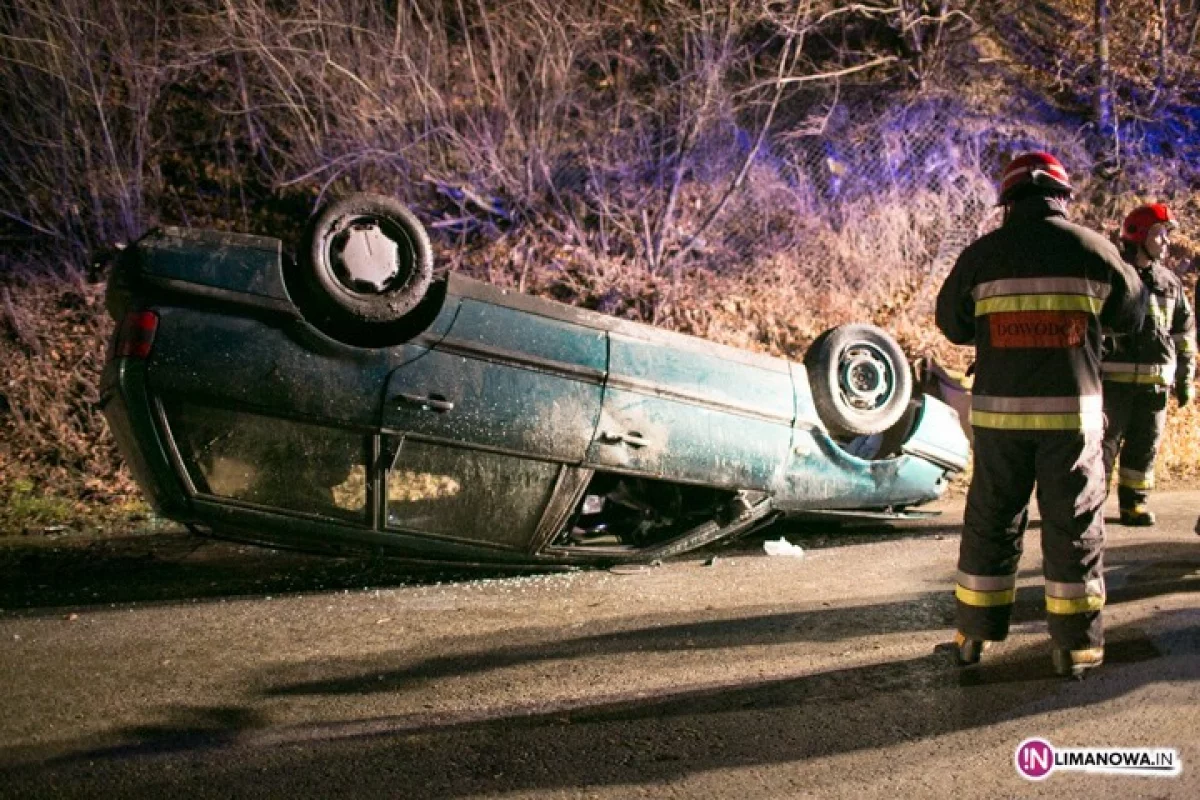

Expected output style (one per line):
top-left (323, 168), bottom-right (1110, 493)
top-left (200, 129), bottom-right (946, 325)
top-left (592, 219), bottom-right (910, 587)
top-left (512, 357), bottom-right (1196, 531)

top-left (935, 151), bottom-right (1146, 679)
top-left (1101, 204), bottom-right (1196, 526)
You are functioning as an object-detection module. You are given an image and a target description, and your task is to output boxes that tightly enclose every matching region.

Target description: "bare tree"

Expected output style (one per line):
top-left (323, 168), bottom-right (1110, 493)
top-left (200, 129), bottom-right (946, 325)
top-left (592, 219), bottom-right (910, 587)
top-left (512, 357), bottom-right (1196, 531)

top-left (1181, 0), bottom-right (1200, 54)
top-left (1093, 0), bottom-right (1118, 166)
top-left (1151, 0), bottom-right (1170, 107)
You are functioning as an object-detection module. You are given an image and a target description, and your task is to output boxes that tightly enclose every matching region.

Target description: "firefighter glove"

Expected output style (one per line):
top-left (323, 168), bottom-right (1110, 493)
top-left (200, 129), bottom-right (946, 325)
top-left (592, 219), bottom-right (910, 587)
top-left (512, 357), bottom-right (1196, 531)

top-left (1175, 380), bottom-right (1194, 407)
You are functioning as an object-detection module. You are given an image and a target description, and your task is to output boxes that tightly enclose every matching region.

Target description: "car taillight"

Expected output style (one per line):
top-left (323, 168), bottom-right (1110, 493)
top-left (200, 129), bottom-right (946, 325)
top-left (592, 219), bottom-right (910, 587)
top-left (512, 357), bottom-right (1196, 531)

top-left (110, 310), bottom-right (159, 360)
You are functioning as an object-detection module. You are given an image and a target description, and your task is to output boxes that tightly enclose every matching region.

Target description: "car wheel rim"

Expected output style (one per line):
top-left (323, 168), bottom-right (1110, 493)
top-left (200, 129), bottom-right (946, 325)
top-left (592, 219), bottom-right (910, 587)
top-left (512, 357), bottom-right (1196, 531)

top-left (839, 344), bottom-right (892, 411)
top-left (329, 217), bottom-right (415, 295)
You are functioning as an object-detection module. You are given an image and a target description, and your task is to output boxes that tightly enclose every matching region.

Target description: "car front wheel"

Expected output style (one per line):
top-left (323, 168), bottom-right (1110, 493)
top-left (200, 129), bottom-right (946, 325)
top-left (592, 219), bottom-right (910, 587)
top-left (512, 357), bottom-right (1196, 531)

top-left (805, 323), bottom-right (913, 438)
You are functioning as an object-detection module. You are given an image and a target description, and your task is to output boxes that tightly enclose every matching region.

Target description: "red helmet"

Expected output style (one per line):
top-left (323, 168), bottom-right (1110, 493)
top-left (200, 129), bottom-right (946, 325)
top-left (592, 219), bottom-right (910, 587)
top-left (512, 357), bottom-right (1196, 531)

top-left (997, 151), bottom-right (1074, 204)
top-left (1120, 203), bottom-right (1178, 244)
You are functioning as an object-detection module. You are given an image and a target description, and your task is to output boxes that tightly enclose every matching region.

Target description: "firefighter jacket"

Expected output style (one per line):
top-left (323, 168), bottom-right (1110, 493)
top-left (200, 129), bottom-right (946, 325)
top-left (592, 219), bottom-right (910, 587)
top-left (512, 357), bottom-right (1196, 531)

top-left (1101, 260), bottom-right (1196, 391)
top-left (936, 196), bottom-right (1146, 432)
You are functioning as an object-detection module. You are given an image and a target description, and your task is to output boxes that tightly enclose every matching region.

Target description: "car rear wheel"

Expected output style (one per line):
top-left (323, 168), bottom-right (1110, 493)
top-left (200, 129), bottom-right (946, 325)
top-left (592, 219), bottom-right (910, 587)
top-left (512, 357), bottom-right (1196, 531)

top-left (292, 193), bottom-right (439, 345)
top-left (805, 323), bottom-right (912, 438)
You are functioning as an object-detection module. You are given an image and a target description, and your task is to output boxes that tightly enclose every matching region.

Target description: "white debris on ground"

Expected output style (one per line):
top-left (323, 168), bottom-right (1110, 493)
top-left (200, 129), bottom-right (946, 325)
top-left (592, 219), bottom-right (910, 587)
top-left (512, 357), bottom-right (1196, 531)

top-left (763, 538), bottom-right (805, 558)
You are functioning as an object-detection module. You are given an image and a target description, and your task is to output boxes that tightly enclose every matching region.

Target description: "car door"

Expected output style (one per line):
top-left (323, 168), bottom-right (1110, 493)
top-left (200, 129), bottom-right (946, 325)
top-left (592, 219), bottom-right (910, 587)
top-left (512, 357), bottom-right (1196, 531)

top-left (379, 294), bottom-right (605, 549)
top-left (586, 327), bottom-right (796, 489)
top-left (382, 295), bottom-right (606, 460)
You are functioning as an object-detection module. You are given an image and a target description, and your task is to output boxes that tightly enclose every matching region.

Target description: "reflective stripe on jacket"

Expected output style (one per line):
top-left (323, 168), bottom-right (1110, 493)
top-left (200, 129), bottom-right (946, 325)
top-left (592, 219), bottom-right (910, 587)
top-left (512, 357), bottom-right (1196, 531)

top-left (968, 394), bottom-right (1103, 431)
top-left (936, 196), bottom-right (1146, 432)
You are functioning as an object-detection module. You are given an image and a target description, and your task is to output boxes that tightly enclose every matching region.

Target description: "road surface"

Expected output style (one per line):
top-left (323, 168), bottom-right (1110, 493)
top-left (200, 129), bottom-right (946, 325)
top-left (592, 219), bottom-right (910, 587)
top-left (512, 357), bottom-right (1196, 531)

top-left (1, 491), bottom-right (1198, 798)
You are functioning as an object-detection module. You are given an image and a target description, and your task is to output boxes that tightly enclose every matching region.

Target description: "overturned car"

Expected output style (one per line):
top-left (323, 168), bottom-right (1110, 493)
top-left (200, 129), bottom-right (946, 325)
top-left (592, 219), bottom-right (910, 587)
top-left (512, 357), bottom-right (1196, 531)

top-left (101, 194), bottom-right (970, 568)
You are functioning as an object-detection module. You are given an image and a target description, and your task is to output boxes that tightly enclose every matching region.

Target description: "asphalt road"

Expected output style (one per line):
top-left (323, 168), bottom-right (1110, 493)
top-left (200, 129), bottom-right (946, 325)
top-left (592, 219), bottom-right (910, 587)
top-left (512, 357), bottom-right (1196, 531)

top-left (1, 492), bottom-right (1198, 799)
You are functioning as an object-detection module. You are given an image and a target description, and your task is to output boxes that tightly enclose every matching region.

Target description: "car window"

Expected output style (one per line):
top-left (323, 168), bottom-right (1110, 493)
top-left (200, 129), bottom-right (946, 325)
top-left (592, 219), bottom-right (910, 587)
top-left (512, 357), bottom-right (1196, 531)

top-left (385, 438), bottom-right (559, 548)
top-left (165, 401), bottom-right (369, 522)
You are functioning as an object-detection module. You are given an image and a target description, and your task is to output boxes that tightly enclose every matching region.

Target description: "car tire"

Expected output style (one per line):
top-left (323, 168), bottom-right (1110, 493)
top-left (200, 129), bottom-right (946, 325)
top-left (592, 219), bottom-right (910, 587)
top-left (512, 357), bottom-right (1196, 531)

top-left (805, 323), bottom-right (913, 438)
top-left (295, 194), bottom-right (435, 339)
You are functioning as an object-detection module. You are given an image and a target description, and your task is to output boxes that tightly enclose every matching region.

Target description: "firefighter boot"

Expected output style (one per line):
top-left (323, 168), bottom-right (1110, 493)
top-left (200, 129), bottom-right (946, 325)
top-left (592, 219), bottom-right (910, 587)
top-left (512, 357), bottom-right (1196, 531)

top-left (950, 630), bottom-right (990, 667)
top-left (1052, 647), bottom-right (1104, 680)
top-left (1119, 505), bottom-right (1156, 526)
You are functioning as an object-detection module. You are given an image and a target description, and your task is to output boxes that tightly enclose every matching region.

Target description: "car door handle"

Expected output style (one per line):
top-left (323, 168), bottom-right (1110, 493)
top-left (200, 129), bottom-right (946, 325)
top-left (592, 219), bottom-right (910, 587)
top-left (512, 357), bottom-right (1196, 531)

top-left (599, 430), bottom-right (651, 448)
top-left (394, 392), bottom-right (455, 413)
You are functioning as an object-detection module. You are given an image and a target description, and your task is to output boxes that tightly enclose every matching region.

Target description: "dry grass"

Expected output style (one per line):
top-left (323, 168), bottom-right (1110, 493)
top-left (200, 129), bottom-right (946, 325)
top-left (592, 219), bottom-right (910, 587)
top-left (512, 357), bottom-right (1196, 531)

top-left (0, 272), bottom-right (147, 533)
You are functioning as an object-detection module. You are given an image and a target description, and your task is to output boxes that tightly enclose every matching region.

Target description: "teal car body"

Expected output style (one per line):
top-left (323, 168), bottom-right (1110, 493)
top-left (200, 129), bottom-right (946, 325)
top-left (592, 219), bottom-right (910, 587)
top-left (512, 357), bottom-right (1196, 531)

top-left (101, 222), bottom-right (969, 568)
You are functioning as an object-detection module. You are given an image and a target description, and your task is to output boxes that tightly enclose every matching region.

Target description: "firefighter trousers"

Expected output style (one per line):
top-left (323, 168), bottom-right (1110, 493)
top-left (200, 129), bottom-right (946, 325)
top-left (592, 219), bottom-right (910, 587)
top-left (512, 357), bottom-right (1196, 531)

top-left (955, 428), bottom-right (1106, 650)
top-left (1101, 383), bottom-right (1168, 510)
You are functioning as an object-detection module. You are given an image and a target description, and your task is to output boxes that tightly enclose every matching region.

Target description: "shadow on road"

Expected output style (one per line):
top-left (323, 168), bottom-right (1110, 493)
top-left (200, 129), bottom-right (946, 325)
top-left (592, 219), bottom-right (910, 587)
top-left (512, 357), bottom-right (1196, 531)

top-left (1, 533), bottom-right (1196, 795)
top-left (3, 609), bottom-right (1195, 798)
top-left (252, 541), bottom-right (1198, 697)
top-left (0, 530), bottom-right (554, 613)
